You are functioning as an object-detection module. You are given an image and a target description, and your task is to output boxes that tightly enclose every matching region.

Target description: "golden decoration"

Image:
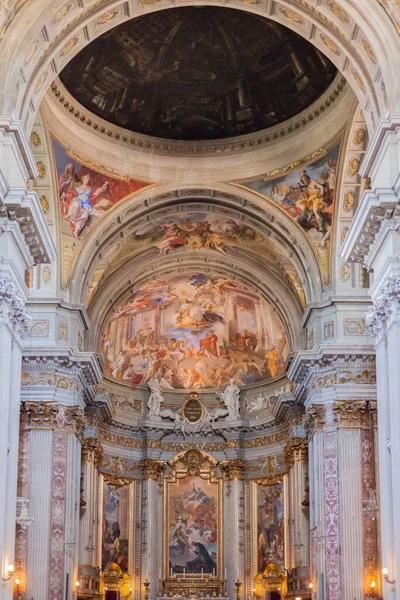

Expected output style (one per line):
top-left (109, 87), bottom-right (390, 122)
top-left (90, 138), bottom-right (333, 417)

top-left (332, 400), bottom-right (373, 427)
top-left (34, 71), bottom-right (48, 94)
top-left (284, 438), bottom-right (308, 467)
top-left (344, 190), bottom-right (355, 212)
top-left (121, 582), bottom-right (133, 598)
top-left (82, 437), bottom-right (103, 465)
top-left (30, 130), bottom-right (41, 147)
top-left (58, 322), bottom-right (68, 341)
top-left (348, 157), bottom-right (360, 177)
top-left (39, 195), bottom-right (50, 214)
top-left (327, 0), bottom-right (349, 22)
top-left (220, 459), bottom-right (246, 480)
top-left (53, 2), bottom-right (73, 23)
top-left (303, 405), bottom-right (326, 437)
top-left (36, 160), bottom-right (46, 178)
top-left (140, 458), bottom-right (165, 482)
top-left (25, 40), bottom-right (39, 64)
top-left (96, 9), bottom-right (120, 26)
top-left (381, 80), bottom-right (387, 107)
top-left (320, 33), bottom-right (340, 55)
top-left (25, 268), bottom-right (33, 288)
top-left (362, 38), bottom-right (376, 63)
top-left (341, 227), bottom-right (349, 243)
top-left (353, 128), bottom-right (366, 145)
top-left (278, 7), bottom-right (304, 24)
top-left (61, 36), bottom-right (79, 57)
top-left (352, 70), bottom-right (366, 94)
top-left (341, 263), bottom-right (351, 281)
top-left (42, 267), bottom-right (52, 283)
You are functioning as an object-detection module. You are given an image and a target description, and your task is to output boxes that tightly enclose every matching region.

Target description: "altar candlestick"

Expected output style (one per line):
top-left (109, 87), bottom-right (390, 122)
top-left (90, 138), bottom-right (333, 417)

top-left (201, 569), bottom-right (203, 579)
top-left (171, 568), bottom-right (173, 578)
top-left (183, 568), bottom-right (186, 579)
top-left (225, 569), bottom-right (227, 580)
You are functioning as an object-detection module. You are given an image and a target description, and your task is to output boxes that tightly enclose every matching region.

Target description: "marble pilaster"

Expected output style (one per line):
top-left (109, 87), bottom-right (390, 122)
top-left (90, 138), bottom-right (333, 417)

top-left (285, 437), bottom-right (309, 569)
top-left (141, 459), bottom-right (164, 600)
top-left (79, 437), bottom-right (103, 567)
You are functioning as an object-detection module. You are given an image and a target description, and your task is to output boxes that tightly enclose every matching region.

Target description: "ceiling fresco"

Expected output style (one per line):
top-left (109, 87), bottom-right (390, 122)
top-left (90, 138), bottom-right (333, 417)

top-left (102, 273), bottom-right (289, 390)
top-left (51, 137), bottom-right (157, 288)
top-left (58, 6), bottom-right (337, 141)
top-left (235, 137), bottom-right (342, 288)
top-left (84, 209), bottom-right (306, 310)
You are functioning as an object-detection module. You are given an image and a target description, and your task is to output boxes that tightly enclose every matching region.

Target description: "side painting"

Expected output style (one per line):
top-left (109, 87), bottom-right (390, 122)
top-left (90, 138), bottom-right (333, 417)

top-left (51, 137), bottom-right (155, 286)
top-left (101, 483), bottom-right (130, 573)
top-left (235, 139), bottom-right (342, 288)
top-left (257, 483), bottom-right (284, 573)
top-left (167, 476), bottom-right (218, 575)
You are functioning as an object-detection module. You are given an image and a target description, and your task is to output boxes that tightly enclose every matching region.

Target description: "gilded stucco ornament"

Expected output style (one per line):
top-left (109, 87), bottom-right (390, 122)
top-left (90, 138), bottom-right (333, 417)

top-left (0, 277), bottom-right (31, 336)
top-left (81, 437), bottom-right (104, 465)
top-left (303, 405), bottom-right (326, 437)
top-left (220, 459), bottom-right (246, 481)
top-left (141, 458), bottom-right (165, 482)
top-left (332, 400), bottom-right (376, 427)
top-left (284, 437), bottom-right (308, 467)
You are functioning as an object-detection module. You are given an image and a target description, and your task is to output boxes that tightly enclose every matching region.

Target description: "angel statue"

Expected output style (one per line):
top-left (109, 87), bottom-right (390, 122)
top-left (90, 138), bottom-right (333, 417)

top-left (218, 378), bottom-right (241, 419)
top-left (147, 377), bottom-right (164, 417)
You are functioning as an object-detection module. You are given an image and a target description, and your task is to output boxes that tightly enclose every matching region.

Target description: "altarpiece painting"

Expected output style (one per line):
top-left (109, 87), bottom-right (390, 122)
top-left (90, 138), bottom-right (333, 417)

top-left (101, 481), bottom-right (131, 573)
top-left (257, 482), bottom-right (284, 573)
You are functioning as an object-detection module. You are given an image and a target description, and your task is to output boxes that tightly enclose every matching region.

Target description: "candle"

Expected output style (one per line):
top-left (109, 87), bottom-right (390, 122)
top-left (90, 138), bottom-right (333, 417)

top-left (201, 568), bottom-right (203, 579)
top-left (183, 568), bottom-right (186, 579)
top-left (171, 568), bottom-right (173, 578)
top-left (225, 569), bottom-right (227, 580)
top-left (212, 569), bottom-right (215, 578)
top-left (159, 569), bottom-right (162, 580)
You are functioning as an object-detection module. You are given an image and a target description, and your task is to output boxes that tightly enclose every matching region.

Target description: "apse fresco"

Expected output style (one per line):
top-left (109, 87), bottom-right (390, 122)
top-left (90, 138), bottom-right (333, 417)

top-left (257, 483), bottom-right (284, 572)
top-left (102, 273), bottom-right (288, 390)
top-left (101, 483), bottom-right (130, 573)
top-left (85, 211), bottom-right (291, 307)
top-left (236, 139), bottom-right (342, 288)
top-left (167, 477), bottom-right (218, 575)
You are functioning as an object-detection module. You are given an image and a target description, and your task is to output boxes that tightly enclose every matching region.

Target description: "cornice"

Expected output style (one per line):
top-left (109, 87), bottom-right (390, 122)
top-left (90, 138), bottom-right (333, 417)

top-left (22, 349), bottom-right (102, 389)
top-left (48, 76), bottom-right (347, 157)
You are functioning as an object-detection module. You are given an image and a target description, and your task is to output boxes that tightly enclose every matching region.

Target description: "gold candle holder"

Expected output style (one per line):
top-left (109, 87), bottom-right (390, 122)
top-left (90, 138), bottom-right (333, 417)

top-left (144, 579), bottom-right (150, 600)
top-left (235, 579), bottom-right (242, 600)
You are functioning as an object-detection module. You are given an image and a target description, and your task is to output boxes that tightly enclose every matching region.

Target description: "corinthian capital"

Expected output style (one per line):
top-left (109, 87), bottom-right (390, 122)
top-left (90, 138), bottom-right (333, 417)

top-left (367, 275), bottom-right (400, 339)
top-left (81, 437), bottom-right (103, 465)
top-left (303, 405), bottom-right (326, 437)
top-left (221, 458), bottom-right (246, 481)
top-left (0, 277), bottom-right (31, 336)
top-left (141, 458), bottom-right (165, 482)
top-left (284, 437), bottom-right (308, 467)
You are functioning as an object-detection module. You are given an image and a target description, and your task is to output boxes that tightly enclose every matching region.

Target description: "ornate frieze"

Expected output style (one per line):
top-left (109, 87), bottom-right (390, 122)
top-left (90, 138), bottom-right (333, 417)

top-left (0, 277), bottom-right (31, 336)
top-left (366, 275), bottom-right (400, 339)
top-left (81, 437), bottom-right (103, 465)
top-left (284, 437), bottom-right (308, 467)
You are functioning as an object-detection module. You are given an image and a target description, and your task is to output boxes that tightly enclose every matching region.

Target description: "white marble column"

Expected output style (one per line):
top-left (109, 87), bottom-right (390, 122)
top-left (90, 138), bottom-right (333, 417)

top-left (79, 437), bottom-right (103, 567)
top-left (285, 438), bottom-right (309, 568)
top-left (141, 460), bottom-right (164, 599)
top-left (222, 460), bottom-right (245, 600)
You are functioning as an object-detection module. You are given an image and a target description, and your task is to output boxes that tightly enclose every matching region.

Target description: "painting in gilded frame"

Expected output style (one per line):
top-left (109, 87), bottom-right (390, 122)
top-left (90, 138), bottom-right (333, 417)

top-left (101, 482), bottom-right (130, 573)
top-left (234, 138), bottom-right (342, 289)
top-left (166, 476), bottom-right (220, 576)
top-left (257, 482), bottom-right (284, 573)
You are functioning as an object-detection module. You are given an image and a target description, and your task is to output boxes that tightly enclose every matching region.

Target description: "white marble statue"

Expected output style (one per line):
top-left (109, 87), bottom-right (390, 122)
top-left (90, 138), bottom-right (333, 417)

top-left (218, 378), bottom-right (241, 419)
top-left (147, 377), bottom-right (164, 417)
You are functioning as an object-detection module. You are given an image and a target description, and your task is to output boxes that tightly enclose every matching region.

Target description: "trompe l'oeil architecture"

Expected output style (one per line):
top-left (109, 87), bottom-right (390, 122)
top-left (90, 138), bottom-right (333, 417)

top-left (0, 2), bottom-right (399, 600)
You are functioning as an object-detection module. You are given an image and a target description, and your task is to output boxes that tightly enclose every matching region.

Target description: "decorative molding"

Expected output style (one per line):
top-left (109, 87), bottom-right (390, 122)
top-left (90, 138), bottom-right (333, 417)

top-left (21, 401), bottom-right (86, 438)
top-left (49, 76), bottom-right (347, 156)
top-left (343, 318), bottom-right (367, 336)
top-left (166, 450), bottom-right (222, 483)
top-left (332, 400), bottom-right (369, 427)
top-left (0, 277), bottom-right (31, 336)
top-left (284, 437), bottom-right (308, 467)
top-left (303, 405), bottom-right (326, 437)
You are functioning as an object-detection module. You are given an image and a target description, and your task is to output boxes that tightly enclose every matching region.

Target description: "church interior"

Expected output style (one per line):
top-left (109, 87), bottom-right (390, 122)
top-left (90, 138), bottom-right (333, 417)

top-left (0, 1), bottom-right (399, 600)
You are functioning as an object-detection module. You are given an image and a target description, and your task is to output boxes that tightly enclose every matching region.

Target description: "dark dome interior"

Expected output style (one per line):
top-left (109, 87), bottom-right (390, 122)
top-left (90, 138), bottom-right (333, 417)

top-left (59, 7), bottom-right (337, 141)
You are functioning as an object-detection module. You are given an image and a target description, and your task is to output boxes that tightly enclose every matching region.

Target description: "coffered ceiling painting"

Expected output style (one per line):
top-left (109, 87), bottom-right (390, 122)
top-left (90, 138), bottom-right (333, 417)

top-left (234, 137), bottom-right (343, 288)
top-left (51, 136), bottom-right (157, 288)
top-left (83, 206), bottom-right (307, 311)
top-left (58, 6), bottom-right (337, 141)
top-left (102, 273), bottom-right (289, 390)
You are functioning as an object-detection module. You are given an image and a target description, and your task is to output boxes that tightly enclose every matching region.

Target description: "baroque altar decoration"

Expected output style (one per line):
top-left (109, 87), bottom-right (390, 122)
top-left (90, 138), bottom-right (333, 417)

top-left (164, 450), bottom-right (223, 596)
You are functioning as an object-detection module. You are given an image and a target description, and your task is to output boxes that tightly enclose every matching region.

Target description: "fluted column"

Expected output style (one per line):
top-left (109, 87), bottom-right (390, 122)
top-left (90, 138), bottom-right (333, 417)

top-left (79, 437), bottom-right (103, 566)
top-left (222, 460), bottom-right (246, 600)
top-left (285, 437), bottom-right (309, 568)
top-left (19, 402), bottom-right (86, 600)
top-left (140, 459), bottom-right (164, 600)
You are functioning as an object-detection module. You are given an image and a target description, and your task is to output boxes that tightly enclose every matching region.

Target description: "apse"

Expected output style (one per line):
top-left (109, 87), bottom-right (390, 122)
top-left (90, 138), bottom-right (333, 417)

top-left (102, 272), bottom-right (289, 390)
top-left (58, 6), bottom-right (337, 141)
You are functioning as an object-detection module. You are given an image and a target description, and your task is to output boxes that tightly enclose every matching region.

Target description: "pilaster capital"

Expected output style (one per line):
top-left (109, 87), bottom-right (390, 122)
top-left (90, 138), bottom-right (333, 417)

top-left (140, 458), bottom-right (165, 482)
top-left (0, 276), bottom-right (31, 336)
top-left (81, 437), bottom-right (104, 465)
top-left (221, 458), bottom-right (246, 481)
top-left (21, 401), bottom-right (86, 438)
top-left (332, 399), bottom-right (377, 428)
top-left (284, 437), bottom-right (308, 467)
top-left (303, 405), bottom-right (326, 438)
top-left (366, 275), bottom-right (400, 341)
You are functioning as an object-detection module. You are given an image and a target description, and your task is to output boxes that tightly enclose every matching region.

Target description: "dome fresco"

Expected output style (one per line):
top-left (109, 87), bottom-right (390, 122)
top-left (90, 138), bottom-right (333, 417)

top-left (102, 273), bottom-right (289, 390)
top-left (59, 6), bottom-right (337, 141)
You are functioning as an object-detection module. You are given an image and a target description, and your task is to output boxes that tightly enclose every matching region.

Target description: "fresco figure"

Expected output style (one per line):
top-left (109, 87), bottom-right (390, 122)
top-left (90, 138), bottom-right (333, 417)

top-left (265, 346), bottom-right (279, 378)
top-left (67, 173), bottom-right (92, 237)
